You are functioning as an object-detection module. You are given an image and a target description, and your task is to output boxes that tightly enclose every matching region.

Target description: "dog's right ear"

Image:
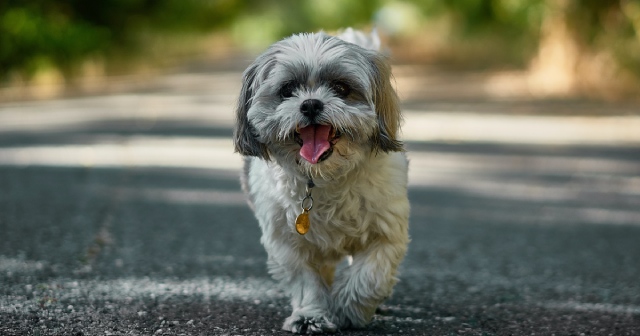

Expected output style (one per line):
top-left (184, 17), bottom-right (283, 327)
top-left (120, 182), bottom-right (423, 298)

top-left (234, 62), bottom-right (270, 160)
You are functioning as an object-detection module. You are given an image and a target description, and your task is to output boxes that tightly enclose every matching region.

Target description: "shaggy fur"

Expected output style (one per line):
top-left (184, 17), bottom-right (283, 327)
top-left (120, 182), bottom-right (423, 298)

top-left (234, 29), bottom-right (410, 334)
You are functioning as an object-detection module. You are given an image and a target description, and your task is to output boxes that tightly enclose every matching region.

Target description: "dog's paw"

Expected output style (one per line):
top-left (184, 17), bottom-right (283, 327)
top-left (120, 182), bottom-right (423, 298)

top-left (282, 313), bottom-right (338, 334)
top-left (332, 302), bottom-right (376, 329)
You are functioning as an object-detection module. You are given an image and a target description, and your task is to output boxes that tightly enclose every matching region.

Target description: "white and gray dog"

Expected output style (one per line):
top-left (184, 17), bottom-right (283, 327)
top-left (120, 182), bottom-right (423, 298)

top-left (234, 28), bottom-right (409, 334)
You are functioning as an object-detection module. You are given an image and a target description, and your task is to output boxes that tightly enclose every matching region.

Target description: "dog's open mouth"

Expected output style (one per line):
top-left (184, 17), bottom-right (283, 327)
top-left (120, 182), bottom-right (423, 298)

top-left (294, 124), bottom-right (342, 164)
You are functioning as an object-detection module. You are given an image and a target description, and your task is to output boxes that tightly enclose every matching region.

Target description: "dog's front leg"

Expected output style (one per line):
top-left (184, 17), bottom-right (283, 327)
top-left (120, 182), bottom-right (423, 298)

top-left (331, 239), bottom-right (408, 328)
top-left (267, 247), bottom-right (338, 334)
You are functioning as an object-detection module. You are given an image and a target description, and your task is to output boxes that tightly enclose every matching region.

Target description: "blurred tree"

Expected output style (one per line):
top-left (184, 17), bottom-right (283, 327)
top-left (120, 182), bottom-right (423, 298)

top-left (528, 0), bottom-right (640, 95)
top-left (392, 0), bottom-right (639, 95)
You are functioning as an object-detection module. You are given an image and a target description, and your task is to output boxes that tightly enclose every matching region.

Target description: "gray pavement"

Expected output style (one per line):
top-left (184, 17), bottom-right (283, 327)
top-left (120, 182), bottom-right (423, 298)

top-left (1, 68), bottom-right (640, 335)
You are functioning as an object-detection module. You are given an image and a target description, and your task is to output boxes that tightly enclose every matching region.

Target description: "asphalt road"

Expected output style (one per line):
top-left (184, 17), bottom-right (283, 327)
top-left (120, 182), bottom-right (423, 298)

top-left (1, 67), bottom-right (640, 335)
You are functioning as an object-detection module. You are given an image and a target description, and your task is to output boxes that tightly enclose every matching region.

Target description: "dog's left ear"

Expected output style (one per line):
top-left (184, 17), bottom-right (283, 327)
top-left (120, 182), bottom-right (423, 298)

top-left (370, 54), bottom-right (404, 152)
top-left (234, 62), bottom-right (270, 160)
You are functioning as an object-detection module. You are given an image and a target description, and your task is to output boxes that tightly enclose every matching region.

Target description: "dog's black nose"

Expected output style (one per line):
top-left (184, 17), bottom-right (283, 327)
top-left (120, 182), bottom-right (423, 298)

top-left (300, 99), bottom-right (324, 119)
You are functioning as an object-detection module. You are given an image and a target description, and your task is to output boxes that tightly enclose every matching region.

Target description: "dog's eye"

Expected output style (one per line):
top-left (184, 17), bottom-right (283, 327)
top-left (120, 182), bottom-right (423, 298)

top-left (279, 82), bottom-right (296, 99)
top-left (331, 81), bottom-right (350, 98)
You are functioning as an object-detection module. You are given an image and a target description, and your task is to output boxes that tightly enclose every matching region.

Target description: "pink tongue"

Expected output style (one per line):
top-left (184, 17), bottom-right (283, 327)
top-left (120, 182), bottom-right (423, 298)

top-left (298, 125), bottom-right (332, 164)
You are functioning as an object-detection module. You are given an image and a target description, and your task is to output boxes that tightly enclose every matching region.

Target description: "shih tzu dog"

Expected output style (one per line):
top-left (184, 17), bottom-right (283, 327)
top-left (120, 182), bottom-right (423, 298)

top-left (234, 28), bottom-right (410, 334)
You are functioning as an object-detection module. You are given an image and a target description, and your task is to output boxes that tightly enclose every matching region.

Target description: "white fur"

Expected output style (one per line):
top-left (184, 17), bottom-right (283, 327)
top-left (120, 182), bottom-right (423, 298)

top-left (234, 29), bottom-right (409, 334)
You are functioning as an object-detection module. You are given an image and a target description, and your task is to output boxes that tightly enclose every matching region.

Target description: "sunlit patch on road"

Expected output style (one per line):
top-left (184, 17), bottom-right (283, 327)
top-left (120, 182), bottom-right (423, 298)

top-left (542, 302), bottom-right (640, 315)
top-left (0, 275), bottom-right (284, 315)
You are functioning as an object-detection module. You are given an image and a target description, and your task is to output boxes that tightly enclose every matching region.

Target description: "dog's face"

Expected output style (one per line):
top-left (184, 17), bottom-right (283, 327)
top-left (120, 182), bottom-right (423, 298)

top-left (234, 32), bottom-right (402, 178)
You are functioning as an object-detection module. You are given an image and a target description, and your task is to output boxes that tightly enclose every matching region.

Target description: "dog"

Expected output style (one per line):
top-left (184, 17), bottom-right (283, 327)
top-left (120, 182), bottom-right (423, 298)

top-left (233, 28), bottom-right (410, 334)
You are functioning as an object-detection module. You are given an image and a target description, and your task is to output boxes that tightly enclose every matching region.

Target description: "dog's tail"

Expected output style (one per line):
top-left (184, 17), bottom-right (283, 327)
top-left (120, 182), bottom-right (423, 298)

top-left (336, 27), bottom-right (381, 51)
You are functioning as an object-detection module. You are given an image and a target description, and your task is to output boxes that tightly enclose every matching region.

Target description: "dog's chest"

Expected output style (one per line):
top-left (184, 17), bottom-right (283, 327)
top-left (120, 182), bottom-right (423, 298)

top-left (248, 153), bottom-right (408, 244)
top-left (303, 180), bottom-right (388, 237)
top-left (313, 189), bottom-right (361, 222)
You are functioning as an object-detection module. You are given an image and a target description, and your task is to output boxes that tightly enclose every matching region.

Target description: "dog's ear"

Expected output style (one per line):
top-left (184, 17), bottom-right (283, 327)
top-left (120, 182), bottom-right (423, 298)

top-left (234, 62), bottom-right (270, 160)
top-left (370, 54), bottom-right (404, 153)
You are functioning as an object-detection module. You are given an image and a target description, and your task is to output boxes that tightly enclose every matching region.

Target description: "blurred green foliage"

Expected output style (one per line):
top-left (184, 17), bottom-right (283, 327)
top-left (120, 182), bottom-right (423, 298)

top-left (1, 0), bottom-right (639, 85)
top-left (404, 0), bottom-right (548, 66)
top-left (0, 0), bottom-right (245, 79)
top-left (230, 0), bottom-right (382, 50)
top-left (417, 0), bottom-right (545, 35)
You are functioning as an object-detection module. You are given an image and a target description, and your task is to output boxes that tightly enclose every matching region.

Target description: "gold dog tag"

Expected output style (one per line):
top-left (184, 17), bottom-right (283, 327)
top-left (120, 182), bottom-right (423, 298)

top-left (295, 210), bottom-right (310, 235)
top-left (295, 179), bottom-right (314, 235)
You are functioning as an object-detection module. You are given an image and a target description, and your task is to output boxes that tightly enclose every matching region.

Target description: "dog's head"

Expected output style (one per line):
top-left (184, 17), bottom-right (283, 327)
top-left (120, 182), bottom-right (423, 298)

top-left (234, 32), bottom-right (403, 178)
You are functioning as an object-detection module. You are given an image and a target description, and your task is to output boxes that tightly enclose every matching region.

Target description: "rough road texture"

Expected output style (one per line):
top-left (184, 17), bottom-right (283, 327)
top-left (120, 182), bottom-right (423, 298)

top-left (1, 66), bottom-right (640, 335)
